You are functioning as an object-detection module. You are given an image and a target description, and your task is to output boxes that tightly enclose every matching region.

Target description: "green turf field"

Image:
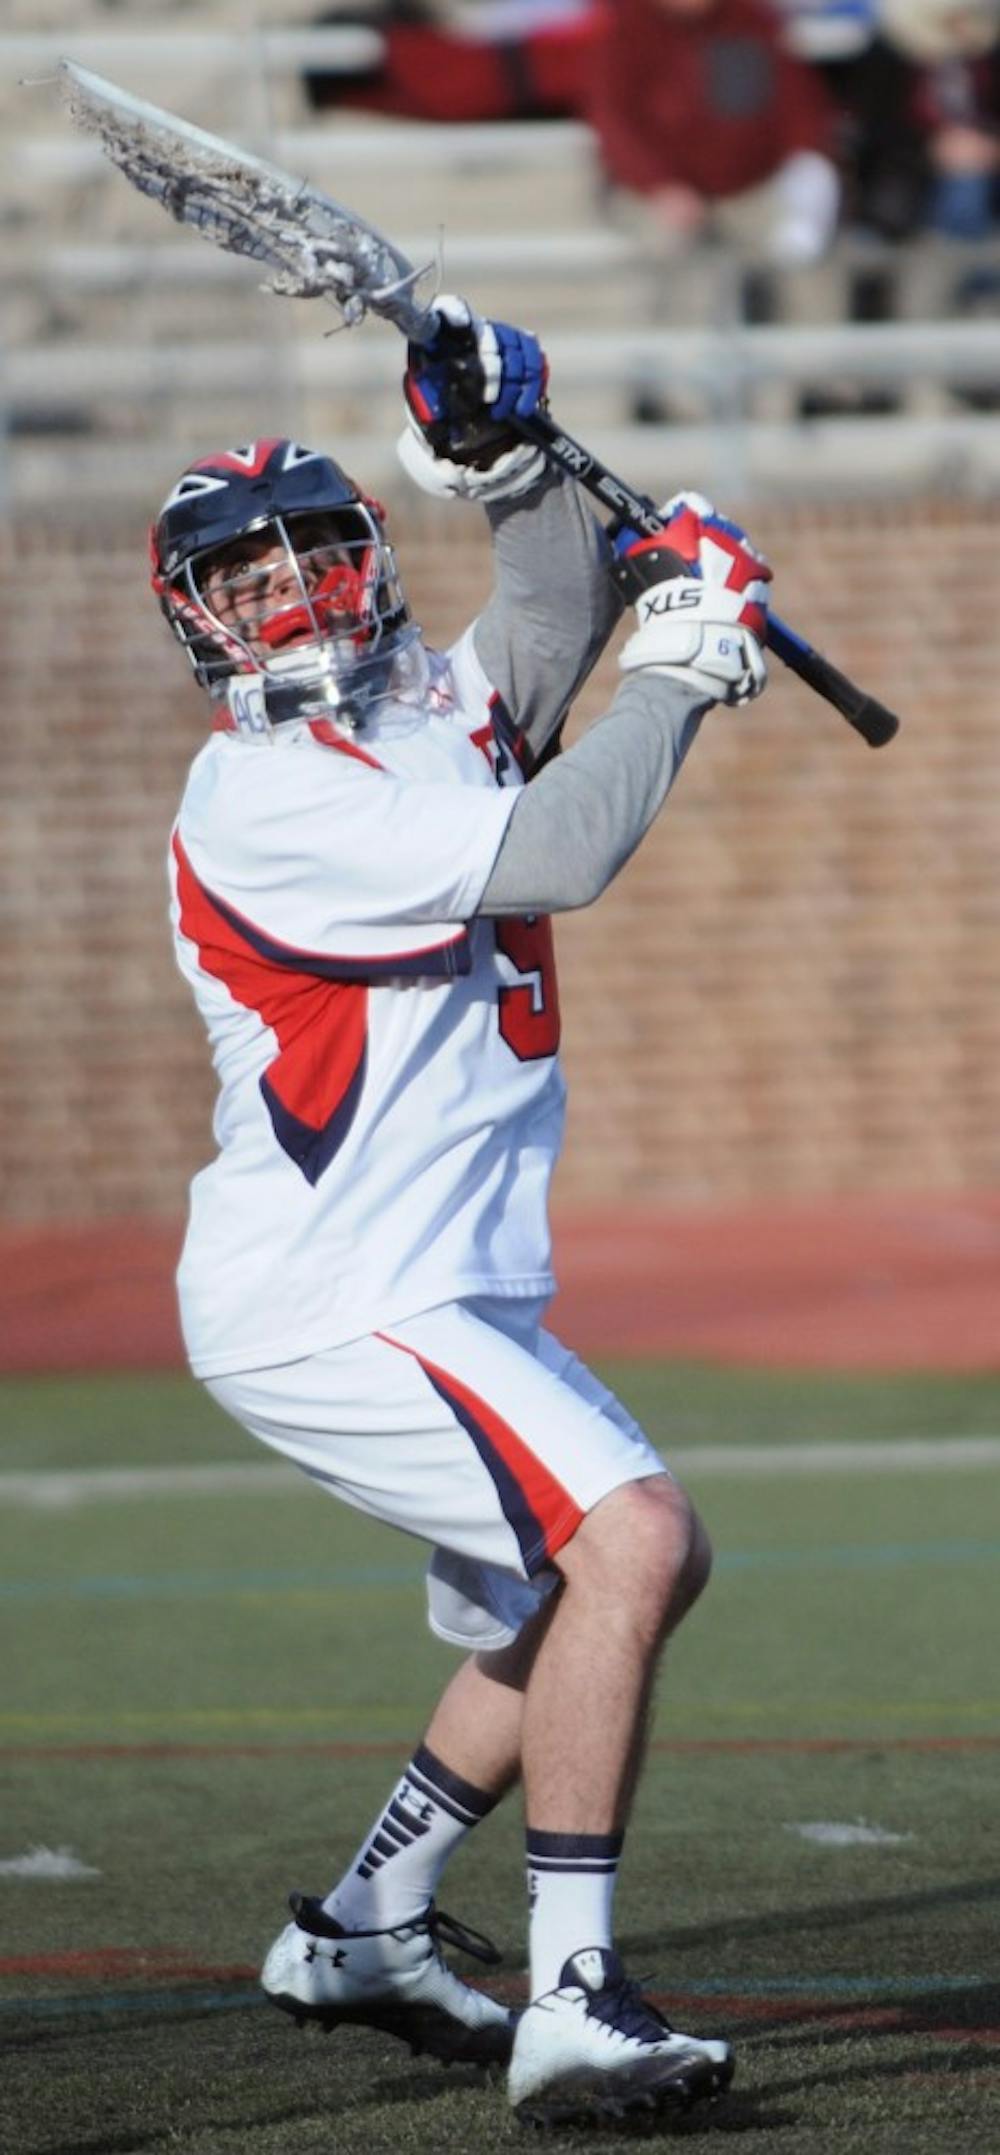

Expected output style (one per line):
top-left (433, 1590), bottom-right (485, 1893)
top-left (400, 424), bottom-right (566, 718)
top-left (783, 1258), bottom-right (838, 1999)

top-left (2, 1365), bottom-right (998, 2154)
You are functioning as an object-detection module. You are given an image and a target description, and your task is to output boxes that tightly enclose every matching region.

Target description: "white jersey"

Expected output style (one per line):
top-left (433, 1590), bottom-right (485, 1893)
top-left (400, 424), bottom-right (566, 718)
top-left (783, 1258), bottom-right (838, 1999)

top-left (169, 627), bottom-right (566, 1378)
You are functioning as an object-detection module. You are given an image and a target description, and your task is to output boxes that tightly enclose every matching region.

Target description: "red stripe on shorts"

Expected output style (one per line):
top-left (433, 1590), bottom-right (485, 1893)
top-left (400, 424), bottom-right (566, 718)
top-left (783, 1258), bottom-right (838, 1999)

top-left (377, 1333), bottom-right (584, 1571)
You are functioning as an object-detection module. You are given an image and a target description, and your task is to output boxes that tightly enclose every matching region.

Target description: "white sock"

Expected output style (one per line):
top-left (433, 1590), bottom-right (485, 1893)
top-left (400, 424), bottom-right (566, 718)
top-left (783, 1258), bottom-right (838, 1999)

top-left (526, 1829), bottom-right (624, 1998)
top-left (322, 1742), bottom-right (498, 1931)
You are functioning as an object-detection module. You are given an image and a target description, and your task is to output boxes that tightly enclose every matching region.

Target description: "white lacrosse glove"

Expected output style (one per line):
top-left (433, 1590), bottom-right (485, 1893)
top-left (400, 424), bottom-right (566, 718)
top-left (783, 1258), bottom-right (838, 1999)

top-left (398, 292), bottom-right (548, 503)
top-left (611, 492), bottom-right (772, 706)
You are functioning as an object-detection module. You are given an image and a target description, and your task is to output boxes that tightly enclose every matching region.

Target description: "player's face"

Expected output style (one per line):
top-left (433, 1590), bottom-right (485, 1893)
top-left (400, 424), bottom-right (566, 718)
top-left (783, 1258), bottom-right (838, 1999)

top-left (199, 515), bottom-right (365, 659)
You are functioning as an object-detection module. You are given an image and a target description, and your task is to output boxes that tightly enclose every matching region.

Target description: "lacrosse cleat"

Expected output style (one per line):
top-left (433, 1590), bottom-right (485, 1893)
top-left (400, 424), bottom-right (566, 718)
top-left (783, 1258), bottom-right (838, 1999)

top-left (508, 1947), bottom-right (735, 2126)
top-left (261, 1891), bottom-right (514, 2065)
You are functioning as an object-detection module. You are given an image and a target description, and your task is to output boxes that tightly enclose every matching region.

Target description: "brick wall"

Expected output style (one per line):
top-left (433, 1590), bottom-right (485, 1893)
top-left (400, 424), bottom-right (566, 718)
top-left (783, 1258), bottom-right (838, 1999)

top-left (3, 493), bottom-right (999, 1224)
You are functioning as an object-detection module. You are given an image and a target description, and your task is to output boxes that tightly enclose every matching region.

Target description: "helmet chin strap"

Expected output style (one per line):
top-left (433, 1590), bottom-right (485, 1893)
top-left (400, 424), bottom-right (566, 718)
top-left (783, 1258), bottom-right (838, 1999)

top-left (222, 673), bottom-right (272, 739)
top-left (220, 622), bottom-right (429, 738)
top-left (222, 639), bottom-right (379, 736)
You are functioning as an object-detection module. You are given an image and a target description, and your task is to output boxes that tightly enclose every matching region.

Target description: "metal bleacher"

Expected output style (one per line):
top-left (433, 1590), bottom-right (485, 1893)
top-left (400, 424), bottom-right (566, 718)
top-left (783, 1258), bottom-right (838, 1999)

top-left (5, 12), bottom-right (1000, 509)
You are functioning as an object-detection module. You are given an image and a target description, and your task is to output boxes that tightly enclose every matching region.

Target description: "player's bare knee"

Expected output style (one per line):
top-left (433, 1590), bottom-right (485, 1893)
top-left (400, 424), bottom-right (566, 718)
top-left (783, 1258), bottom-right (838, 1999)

top-left (633, 1478), bottom-right (707, 1631)
top-left (668, 1506), bottom-right (713, 1624)
top-left (559, 1474), bottom-right (695, 1629)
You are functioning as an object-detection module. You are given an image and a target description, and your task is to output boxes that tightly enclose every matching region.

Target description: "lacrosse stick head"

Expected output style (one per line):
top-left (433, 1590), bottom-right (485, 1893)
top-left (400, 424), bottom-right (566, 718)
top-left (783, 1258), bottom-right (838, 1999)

top-left (151, 438), bottom-right (427, 733)
top-left (58, 60), bottom-right (438, 335)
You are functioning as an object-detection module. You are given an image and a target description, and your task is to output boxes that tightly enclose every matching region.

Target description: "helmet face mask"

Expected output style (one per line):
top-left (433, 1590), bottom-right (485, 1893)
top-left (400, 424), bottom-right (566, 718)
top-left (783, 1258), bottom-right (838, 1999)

top-left (151, 441), bottom-right (423, 731)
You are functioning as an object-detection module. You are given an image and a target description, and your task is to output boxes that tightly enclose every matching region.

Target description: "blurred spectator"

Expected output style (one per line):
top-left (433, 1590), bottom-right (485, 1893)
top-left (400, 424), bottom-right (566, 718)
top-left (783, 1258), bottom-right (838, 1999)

top-left (303, 0), bottom-right (598, 121)
top-left (837, 0), bottom-right (1000, 240)
top-left (583, 0), bottom-right (843, 270)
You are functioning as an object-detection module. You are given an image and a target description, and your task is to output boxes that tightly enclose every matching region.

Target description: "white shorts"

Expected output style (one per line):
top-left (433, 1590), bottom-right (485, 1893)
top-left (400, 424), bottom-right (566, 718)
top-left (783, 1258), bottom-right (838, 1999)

top-left (207, 1296), bottom-right (667, 1651)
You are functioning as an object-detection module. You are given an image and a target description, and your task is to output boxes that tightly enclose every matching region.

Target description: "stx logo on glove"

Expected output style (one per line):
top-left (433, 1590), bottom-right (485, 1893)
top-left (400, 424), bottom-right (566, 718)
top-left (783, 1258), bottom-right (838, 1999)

top-left (637, 584), bottom-right (702, 618)
top-left (613, 490), bottom-right (773, 709)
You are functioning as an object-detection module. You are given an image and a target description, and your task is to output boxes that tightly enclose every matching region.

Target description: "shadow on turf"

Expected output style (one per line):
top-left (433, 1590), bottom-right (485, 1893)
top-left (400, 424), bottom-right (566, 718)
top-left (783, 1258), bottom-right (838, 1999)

top-left (373, 2065), bottom-right (794, 2139)
top-left (11, 1979), bottom-right (995, 2150)
top-left (701, 1977), bottom-right (1000, 2049)
top-left (622, 1871), bottom-right (1000, 1959)
top-left (734, 2001), bottom-right (1000, 2123)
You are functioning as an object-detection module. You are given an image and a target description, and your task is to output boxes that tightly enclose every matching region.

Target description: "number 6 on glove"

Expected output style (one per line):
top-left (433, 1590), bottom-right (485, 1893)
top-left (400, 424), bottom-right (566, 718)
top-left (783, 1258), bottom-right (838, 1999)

top-left (611, 493), bottom-right (772, 707)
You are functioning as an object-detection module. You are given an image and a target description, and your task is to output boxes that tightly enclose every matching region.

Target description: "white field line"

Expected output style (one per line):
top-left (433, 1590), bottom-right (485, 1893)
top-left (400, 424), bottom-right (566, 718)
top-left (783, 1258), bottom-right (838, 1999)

top-left (2, 1438), bottom-right (1000, 1508)
top-left (783, 1820), bottom-right (914, 1848)
top-left (677, 1437), bottom-right (1000, 1476)
top-left (0, 1845), bottom-right (101, 1880)
top-left (0, 1463), bottom-right (302, 1509)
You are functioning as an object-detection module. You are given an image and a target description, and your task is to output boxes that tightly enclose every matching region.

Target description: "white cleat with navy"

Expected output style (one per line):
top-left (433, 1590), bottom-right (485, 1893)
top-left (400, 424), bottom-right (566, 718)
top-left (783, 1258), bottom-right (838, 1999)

top-left (261, 1891), bottom-right (514, 2065)
top-left (508, 1947), bottom-right (735, 2125)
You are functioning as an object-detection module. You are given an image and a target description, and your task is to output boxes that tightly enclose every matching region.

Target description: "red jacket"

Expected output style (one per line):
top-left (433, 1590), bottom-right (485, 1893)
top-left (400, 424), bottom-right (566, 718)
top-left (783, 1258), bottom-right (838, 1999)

top-left (306, 11), bottom-right (598, 123)
top-left (585, 0), bottom-right (837, 200)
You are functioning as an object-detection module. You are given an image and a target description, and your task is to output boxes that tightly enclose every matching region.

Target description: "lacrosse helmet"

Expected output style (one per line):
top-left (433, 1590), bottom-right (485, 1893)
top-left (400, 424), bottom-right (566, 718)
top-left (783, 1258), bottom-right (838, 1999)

top-left (150, 438), bottom-right (425, 731)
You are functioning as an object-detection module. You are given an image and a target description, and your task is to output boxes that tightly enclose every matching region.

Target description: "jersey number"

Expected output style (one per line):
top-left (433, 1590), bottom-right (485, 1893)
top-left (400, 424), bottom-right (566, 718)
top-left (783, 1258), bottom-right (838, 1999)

top-left (495, 916), bottom-right (561, 1062)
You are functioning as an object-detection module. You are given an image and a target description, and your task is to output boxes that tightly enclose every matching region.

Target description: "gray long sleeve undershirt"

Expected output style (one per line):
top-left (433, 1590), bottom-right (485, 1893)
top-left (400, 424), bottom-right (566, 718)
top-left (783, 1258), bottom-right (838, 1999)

top-left (480, 672), bottom-right (708, 916)
top-left (474, 470), bottom-right (622, 762)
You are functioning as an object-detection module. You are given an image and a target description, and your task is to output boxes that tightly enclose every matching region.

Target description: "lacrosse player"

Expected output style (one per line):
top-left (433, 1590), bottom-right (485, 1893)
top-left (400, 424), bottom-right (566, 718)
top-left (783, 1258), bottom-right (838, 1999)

top-left (154, 295), bottom-right (771, 2127)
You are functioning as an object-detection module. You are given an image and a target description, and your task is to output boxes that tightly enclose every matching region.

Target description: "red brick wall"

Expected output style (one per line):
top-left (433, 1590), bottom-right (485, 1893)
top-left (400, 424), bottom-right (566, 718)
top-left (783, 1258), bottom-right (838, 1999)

top-left (3, 493), bottom-right (999, 1224)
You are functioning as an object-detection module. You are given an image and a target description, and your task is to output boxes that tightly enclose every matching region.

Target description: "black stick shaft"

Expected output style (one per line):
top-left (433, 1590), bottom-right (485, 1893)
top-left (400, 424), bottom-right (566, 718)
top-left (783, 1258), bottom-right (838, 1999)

top-left (515, 410), bottom-right (900, 750)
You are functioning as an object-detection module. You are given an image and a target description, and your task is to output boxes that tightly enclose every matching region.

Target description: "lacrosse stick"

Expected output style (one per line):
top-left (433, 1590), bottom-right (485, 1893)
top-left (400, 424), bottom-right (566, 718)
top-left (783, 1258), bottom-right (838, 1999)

top-left (57, 61), bottom-right (899, 748)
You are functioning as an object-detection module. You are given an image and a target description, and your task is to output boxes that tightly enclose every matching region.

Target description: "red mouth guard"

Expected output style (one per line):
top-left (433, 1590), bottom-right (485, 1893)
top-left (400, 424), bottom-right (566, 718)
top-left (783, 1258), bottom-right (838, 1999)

top-left (258, 563), bottom-right (365, 652)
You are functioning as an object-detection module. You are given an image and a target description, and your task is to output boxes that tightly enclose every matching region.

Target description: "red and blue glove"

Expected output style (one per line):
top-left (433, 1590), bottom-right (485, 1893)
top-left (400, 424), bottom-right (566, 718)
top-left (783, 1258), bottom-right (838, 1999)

top-left (611, 492), bottom-right (772, 706)
top-left (403, 293), bottom-right (548, 469)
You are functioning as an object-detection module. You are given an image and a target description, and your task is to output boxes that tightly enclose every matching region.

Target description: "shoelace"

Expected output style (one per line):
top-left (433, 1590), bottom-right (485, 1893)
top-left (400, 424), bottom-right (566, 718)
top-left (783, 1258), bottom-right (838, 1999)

top-left (588, 1973), bottom-right (675, 2044)
top-left (426, 1908), bottom-right (503, 1967)
top-left (289, 1890), bottom-right (502, 1965)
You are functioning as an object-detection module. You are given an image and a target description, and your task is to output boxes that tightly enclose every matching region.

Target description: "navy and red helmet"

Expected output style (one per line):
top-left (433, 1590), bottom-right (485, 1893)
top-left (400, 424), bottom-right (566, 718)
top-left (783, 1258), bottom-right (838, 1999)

top-left (150, 438), bottom-right (417, 728)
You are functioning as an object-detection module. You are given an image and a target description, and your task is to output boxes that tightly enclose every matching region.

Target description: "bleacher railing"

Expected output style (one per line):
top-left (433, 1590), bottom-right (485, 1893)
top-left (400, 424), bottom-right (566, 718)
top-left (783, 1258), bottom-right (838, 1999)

top-left (5, 26), bottom-right (1000, 507)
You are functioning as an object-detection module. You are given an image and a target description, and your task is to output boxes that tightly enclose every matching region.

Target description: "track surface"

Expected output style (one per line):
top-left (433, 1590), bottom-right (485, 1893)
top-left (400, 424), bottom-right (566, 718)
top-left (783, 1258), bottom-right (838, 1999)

top-left (2, 1193), bottom-right (1000, 1372)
